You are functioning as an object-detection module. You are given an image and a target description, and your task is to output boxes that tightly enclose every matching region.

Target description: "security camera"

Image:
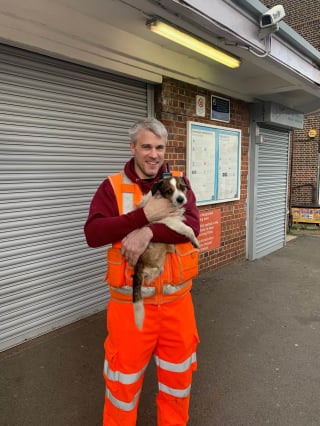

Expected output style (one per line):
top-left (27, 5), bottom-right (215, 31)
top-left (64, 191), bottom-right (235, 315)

top-left (260, 5), bottom-right (285, 29)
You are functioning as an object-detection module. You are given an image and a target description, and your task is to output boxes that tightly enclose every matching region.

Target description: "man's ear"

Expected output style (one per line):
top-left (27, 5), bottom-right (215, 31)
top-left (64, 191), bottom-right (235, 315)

top-left (130, 141), bottom-right (135, 155)
top-left (151, 180), bottom-right (163, 195)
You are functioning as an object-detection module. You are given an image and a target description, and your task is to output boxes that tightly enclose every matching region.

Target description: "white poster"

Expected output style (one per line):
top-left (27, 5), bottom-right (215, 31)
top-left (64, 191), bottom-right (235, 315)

top-left (218, 133), bottom-right (239, 199)
top-left (189, 127), bottom-right (216, 203)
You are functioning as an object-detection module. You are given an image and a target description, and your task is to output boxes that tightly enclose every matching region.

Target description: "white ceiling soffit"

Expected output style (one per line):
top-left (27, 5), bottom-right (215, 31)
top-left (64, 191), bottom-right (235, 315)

top-left (0, 0), bottom-right (319, 114)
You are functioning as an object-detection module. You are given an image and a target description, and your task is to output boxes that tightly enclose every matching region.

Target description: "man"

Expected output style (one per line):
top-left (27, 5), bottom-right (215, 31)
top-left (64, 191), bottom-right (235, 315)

top-left (84, 117), bottom-right (200, 425)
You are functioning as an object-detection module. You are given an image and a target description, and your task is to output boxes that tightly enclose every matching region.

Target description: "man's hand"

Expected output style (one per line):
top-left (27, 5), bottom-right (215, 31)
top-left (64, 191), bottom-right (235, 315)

top-left (121, 227), bottom-right (153, 266)
top-left (143, 196), bottom-right (179, 223)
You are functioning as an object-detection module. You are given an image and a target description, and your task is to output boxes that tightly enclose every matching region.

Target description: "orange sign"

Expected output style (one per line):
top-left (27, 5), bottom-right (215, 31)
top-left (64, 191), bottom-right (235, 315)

top-left (198, 209), bottom-right (221, 253)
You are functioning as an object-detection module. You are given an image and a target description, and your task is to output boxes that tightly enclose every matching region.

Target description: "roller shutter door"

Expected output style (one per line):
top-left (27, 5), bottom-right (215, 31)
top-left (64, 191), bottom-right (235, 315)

top-left (0, 44), bottom-right (149, 351)
top-left (251, 126), bottom-right (290, 259)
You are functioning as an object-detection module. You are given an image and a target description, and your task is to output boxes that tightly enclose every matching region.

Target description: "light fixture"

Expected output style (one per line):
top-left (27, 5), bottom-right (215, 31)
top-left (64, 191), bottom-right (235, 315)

top-left (147, 19), bottom-right (241, 69)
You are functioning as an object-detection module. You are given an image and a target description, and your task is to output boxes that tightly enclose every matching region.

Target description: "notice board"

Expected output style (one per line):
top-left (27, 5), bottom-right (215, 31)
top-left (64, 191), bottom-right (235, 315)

top-left (187, 121), bottom-right (241, 206)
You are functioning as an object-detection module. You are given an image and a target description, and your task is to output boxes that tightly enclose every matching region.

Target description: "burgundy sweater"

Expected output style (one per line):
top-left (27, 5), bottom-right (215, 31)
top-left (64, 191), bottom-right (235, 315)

top-left (84, 158), bottom-right (200, 248)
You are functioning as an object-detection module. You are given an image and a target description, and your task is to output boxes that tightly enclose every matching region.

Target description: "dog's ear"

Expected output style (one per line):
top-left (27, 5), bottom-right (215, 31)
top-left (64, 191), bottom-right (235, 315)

top-left (182, 176), bottom-right (191, 190)
top-left (176, 176), bottom-right (190, 192)
top-left (151, 180), bottom-right (163, 195)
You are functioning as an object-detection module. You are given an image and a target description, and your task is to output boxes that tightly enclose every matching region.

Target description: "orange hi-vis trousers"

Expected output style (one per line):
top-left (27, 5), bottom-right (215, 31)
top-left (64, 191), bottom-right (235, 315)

top-left (103, 291), bottom-right (199, 426)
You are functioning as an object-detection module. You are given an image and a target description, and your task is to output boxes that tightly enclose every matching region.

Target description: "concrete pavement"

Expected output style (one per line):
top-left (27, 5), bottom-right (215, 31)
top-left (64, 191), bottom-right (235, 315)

top-left (1, 233), bottom-right (320, 426)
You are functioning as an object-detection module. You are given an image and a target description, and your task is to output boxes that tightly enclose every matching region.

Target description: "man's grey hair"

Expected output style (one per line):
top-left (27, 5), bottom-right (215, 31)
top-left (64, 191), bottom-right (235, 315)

top-left (129, 117), bottom-right (168, 145)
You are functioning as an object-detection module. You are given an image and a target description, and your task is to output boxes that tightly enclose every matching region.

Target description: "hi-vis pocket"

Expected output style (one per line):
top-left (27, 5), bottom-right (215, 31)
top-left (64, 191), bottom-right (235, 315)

top-left (169, 242), bottom-right (199, 284)
top-left (105, 247), bottom-right (133, 287)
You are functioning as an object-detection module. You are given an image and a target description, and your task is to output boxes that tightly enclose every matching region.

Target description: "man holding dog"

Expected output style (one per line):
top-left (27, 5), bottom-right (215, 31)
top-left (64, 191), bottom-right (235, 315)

top-left (84, 117), bottom-right (200, 425)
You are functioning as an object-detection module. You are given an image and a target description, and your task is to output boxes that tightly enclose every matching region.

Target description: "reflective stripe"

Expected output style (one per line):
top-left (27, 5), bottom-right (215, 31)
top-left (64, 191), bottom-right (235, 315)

top-left (110, 280), bottom-right (190, 298)
top-left (154, 352), bottom-right (197, 373)
top-left (123, 191), bottom-right (134, 214)
top-left (104, 359), bottom-right (147, 385)
top-left (162, 281), bottom-right (190, 295)
top-left (106, 386), bottom-right (141, 412)
top-left (158, 382), bottom-right (191, 398)
top-left (110, 285), bottom-right (156, 297)
top-left (123, 174), bottom-right (136, 214)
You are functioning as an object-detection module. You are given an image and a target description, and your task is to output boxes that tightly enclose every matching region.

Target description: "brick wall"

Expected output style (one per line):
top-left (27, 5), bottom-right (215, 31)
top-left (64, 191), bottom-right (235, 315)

top-left (261, 0), bottom-right (320, 206)
top-left (155, 77), bottom-right (250, 272)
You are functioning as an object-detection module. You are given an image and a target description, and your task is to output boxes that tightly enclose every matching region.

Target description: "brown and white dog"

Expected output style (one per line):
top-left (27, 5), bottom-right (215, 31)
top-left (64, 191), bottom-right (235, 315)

top-left (132, 176), bottom-right (200, 329)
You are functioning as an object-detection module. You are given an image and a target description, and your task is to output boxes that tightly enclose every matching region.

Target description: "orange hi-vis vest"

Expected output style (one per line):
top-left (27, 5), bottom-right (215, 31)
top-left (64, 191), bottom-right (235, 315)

top-left (105, 171), bottom-right (199, 305)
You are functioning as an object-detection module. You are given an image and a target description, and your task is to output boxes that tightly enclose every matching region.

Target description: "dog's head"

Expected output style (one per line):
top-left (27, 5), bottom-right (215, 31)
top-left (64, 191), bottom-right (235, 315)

top-left (151, 177), bottom-right (188, 207)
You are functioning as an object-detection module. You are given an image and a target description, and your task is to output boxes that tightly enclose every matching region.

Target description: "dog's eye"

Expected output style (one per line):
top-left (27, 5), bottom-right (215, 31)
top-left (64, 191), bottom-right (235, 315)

top-left (177, 183), bottom-right (186, 191)
top-left (165, 188), bottom-right (173, 195)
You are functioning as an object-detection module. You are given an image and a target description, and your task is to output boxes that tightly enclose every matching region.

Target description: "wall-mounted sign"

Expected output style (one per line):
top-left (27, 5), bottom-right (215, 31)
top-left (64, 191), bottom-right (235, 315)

top-left (211, 95), bottom-right (230, 123)
top-left (196, 95), bottom-right (206, 117)
top-left (187, 121), bottom-right (241, 206)
top-left (198, 209), bottom-right (221, 252)
top-left (254, 101), bottom-right (304, 129)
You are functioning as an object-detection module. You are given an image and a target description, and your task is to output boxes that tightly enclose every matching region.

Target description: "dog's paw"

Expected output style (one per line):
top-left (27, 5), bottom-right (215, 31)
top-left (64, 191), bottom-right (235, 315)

top-left (192, 238), bottom-right (200, 249)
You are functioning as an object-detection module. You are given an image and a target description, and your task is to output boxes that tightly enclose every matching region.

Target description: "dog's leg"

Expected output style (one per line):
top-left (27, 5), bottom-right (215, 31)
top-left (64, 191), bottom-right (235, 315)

top-left (157, 217), bottom-right (200, 248)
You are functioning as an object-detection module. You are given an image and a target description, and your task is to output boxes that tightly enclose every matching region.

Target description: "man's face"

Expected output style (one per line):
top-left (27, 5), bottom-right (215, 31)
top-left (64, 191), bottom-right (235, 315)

top-left (130, 129), bottom-right (166, 179)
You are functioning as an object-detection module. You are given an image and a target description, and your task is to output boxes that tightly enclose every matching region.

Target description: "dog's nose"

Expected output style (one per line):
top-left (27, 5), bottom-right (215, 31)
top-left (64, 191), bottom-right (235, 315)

top-left (176, 196), bottom-right (185, 205)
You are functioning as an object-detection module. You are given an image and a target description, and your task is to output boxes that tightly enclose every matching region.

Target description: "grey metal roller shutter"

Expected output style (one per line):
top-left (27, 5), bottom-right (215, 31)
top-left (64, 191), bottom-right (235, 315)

top-left (253, 126), bottom-right (290, 259)
top-left (0, 44), bottom-right (149, 351)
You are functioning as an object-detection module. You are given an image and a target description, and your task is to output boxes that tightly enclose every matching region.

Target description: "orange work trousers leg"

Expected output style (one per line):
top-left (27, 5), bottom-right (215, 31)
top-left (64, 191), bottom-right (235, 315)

top-left (103, 299), bottom-right (158, 426)
top-left (102, 293), bottom-right (199, 426)
top-left (155, 292), bottom-right (199, 426)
